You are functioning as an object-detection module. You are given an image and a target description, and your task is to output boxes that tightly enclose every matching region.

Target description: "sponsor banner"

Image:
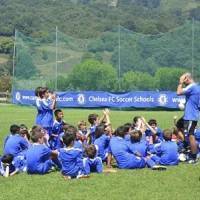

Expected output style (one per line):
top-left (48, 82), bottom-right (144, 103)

top-left (12, 90), bottom-right (185, 108)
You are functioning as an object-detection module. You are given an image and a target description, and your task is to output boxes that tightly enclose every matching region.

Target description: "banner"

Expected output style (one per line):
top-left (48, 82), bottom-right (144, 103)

top-left (12, 90), bottom-right (185, 109)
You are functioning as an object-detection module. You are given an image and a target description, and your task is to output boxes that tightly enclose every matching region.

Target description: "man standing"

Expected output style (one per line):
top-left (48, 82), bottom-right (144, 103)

top-left (177, 72), bottom-right (200, 163)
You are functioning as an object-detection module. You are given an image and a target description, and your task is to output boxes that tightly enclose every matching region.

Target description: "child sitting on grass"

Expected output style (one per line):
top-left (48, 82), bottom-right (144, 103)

top-left (128, 130), bottom-right (148, 157)
top-left (149, 129), bottom-right (179, 166)
top-left (58, 131), bottom-right (88, 179)
top-left (94, 124), bottom-right (111, 161)
top-left (26, 126), bottom-right (58, 174)
top-left (0, 154), bottom-right (26, 177)
top-left (4, 124), bottom-right (29, 157)
top-left (83, 145), bottom-right (103, 175)
top-left (108, 126), bottom-right (146, 169)
top-left (88, 109), bottom-right (110, 144)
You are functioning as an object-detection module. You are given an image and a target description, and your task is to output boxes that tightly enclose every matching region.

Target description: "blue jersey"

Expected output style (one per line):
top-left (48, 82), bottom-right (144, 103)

top-left (58, 147), bottom-right (84, 177)
top-left (35, 97), bottom-right (43, 125)
top-left (109, 136), bottom-right (146, 169)
top-left (52, 120), bottom-right (65, 136)
top-left (182, 83), bottom-right (200, 121)
top-left (4, 134), bottom-right (29, 157)
top-left (127, 140), bottom-right (148, 157)
top-left (124, 134), bottom-right (130, 142)
top-left (195, 129), bottom-right (200, 143)
top-left (3, 134), bottom-right (12, 148)
top-left (49, 120), bottom-right (65, 149)
top-left (152, 141), bottom-right (179, 165)
top-left (73, 140), bottom-right (83, 151)
top-left (145, 127), bottom-right (163, 143)
top-left (13, 154), bottom-right (27, 172)
top-left (40, 98), bottom-right (54, 128)
top-left (90, 125), bottom-right (96, 144)
top-left (94, 134), bottom-right (110, 161)
top-left (83, 157), bottom-right (103, 175)
top-left (26, 144), bottom-right (52, 174)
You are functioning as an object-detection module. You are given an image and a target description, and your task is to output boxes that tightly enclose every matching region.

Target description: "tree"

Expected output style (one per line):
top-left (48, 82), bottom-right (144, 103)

top-left (0, 75), bottom-right (11, 92)
top-left (154, 67), bottom-right (187, 91)
top-left (15, 50), bottom-right (38, 79)
top-left (68, 59), bottom-right (117, 91)
top-left (0, 37), bottom-right (13, 54)
top-left (121, 71), bottom-right (155, 91)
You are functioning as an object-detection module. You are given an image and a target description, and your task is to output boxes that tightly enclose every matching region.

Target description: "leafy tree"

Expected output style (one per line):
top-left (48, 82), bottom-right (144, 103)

top-left (154, 67), bottom-right (187, 91)
top-left (15, 50), bottom-right (38, 79)
top-left (0, 75), bottom-right (11, 92)
top-left (68, 59), bottom-right (117, 91)
top-left (0, 37), bottom-right (13, 54)
top-left (121, 71), bottom-right (155, 91)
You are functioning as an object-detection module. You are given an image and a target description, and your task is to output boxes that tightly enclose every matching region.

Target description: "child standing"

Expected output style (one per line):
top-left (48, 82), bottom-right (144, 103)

top-left (49, 109), bottom-right (65, 150)
top-left (38, 87), bottom-right (56, 136)
top-left (35, 86), bottom-right (43, 126)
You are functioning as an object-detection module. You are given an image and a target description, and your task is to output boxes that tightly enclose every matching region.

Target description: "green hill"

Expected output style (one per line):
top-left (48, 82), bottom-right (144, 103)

top-left (0, 0), bottom-right (200, 38)
top-left (1, 0), bottom-right (200, 91)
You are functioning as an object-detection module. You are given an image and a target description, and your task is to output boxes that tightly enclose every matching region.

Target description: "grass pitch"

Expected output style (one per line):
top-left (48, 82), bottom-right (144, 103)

top-left (0, 104), bottom-right (200, 200)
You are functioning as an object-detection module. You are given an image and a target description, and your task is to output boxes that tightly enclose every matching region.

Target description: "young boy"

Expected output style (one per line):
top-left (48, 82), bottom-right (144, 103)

top-left (49, 109), bottom-right (65, 150)
top-left (108, 126), bottom-right (146, 169)
top-left (94, 125), bottom-right (111, 161)
top-left (35, 86), bottom-right (43, 126)
top-left (77, 120), bottom-right (89, 144)
top-left (83, 145), bottom-right (103, 175)
top-left (38, 87), bottom-right (56, 136)
top-left (88, 113), bottom-right (100, 144)
top-left (145, 119), bottom-right (163, 144)
top-left (77, 120), bottom-right (88, 136)
top-left (26, 126), bottom-right (58, 174)
top-left (4, 125), bottom-right (29, 157)
top-left (19, 124), bottom-right (30, 141)
top-left (0, 154), bottom-right (26, 177)
top-left (88, 109), bottom-right (110, 144)
top-left (149, 129), bottom-right (179, 166)
top-left (128, 130), bottom-right (148, 157)
top-left (58, 131), bottom-right (87, 179)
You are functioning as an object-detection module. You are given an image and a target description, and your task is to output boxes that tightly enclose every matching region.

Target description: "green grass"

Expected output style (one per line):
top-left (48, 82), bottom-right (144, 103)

top-left (0, 104), bottom-right (200, 200)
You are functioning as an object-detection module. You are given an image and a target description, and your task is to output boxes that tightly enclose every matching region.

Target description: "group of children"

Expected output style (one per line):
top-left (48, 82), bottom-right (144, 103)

top-left (1, 87), bottom-right (200, 178)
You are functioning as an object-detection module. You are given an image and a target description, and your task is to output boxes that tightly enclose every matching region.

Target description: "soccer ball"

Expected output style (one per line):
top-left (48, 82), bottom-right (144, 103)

top-left (178, 102), bottom-right (185, 110)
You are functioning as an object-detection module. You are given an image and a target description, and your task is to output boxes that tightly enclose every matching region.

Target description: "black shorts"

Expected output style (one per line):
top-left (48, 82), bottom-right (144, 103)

top-left (176, 117), bottom-right (184, 130)
top-left (183, 120), bottom-right (198, 135)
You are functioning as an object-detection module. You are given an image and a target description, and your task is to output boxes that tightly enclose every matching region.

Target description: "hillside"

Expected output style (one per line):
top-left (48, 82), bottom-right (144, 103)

top-left (0, 0), bottom-right (200, 91)
top-left (0, 0), bottom-right (200, 38)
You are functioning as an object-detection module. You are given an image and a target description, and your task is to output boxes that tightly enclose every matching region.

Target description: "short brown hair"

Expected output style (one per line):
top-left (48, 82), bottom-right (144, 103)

top-left (77, 120), bottom-right (87, 129)
top-left (85, 145), bottom-right (97, 159)
top-left (163, 129), bottom-right (172, 141)
top-left (130, 130), bottom-right (142, 143)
